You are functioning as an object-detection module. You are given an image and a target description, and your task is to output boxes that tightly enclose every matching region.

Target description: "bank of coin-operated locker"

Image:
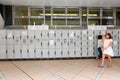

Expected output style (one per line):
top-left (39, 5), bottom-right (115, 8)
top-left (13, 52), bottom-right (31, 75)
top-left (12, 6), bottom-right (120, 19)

top-left (6, 30), bottom-right (14, 59)
top-left (0, 30), bottom-right (7, 59)
top-left (28, 30), bottom-right (35, 59)
top-left (21, 30), bottom-right (28, 59)
top-left (35, 30), bottom-right (42, 59)
top-left (55, 49), bottom-right (62, 58)
top-left (14, 30), bottom-right (22, 59)
top-left (113, 30), bottom-right (119, 56)
top-left (81, 30), bottom-right (88, 57)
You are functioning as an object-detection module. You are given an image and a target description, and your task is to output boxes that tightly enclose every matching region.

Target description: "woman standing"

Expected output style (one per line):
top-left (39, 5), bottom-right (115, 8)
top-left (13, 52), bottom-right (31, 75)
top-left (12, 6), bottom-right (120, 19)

top-left (99, 33), bottom-right (114, 67)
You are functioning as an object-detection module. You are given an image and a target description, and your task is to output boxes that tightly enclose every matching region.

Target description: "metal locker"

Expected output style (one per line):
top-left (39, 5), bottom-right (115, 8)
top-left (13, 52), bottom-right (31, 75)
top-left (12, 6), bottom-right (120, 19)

top-left (7, 45), bottom-right (14, 59)
top-left (0, 29), bottom-right (6, 45)
top-left (21, 30), bottom-right (28, 59)
top-left (0, 30), bottom-right (6, 59)
top-left (14, 30), bottom-right (21, 59)
top-left (49, 39), bottom-right (55, 49)
top-left (88, 47), bottom-right (94, 57)
top-left (35, 49), bottom-right (42, 59)
top-left (69, 49), bottom-right (75, 58)
top-left (113, 30), bottom-right (119, 40)
top-left (55, 39), bottom-right (62, 49)
top-left (29, 49), bottom-right (35, 59)
top-left (61, 30), bottom-right (68, 39)
top-left (107, 30), bottom-right (113, 34)
top-left (7, 30), bottom-right (14, 45)
top-left (82, 47), bottom-right (88, 57)
top-left (68, 38), bottom-right (75, 49)
top-left (61, 39), bottom-right (69, 49)
top-left (49, 30), bottom-right (55, 40)
top-left (62, 49), bottom-right (69, 58)
top-left (42, 39), bottom-right (49, 49)
top-left (42, 49), bottom-right (49, 58)
top-left (35, 30), bottom-right (42, 49)
top-left (88, 31), bottom-right (93, 36)
top-left (88, 41), bottom-right (93, 46)
top-left (28, 30), bottom-right (35, 49)
top-left (113, 47), bottom-right (119, 56)
top-left (41, 30), bottom-right (49, 40)
top-left (55, 49), bottom-right (62, 58)
top-left (0, 46), bottom-right (6, 59)
top-left (100, 30), bottom-right (106, 35)
top-left (82, 41), bottom-right (87, 47)
top-left (56, 30), bottom-right (62, 39)
top-left (75, 47), bottom-right (81, 58)
top-left (49, 49), bottom-right (55, 58)
top-left (75, 30), bottom-right (81, 47)
top-left (119, 47), bottom-right (120, 56)
top-left (14, 45), bottom-right (21, 59)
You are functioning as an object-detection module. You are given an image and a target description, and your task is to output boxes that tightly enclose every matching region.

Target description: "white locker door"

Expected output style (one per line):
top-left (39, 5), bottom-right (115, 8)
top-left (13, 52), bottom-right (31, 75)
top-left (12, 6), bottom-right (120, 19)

top-left (0, 30), bottom-right (6, 45)
top-left (75, 47), bottom-right (81, 58)
top-left (62, 49), bottom-right (69, 58)
top-left (113, 47), bottom-right (119, 56)
top-left (7, 30), bottom-right (14, 45)
top-left (69, 49), bottom-right (75, 58)
top-left (100, 31), bottom-right (106, 35)
top-left (0, 46), bottom-right (6, 59)
top-left (55, 49), bottom-right (62, 58)
top-left (69, 30), bottom-right (75, 49)
top-left (107, 30), bottom-right (113, 34)
top-left (7, 45), bottom-right (14, 59)
top-left (14, 45), bottom-right (21, 59)
top-left (75, 31), bottom-right (81, 47)
top-left (22, 46), bottom-right (28, 59)
top-left (61, 30), bottom-right (68, 39)
top-left (35, 31), bottom-right (42, 49)
top-left (49, 30), bottom-right (55, 39)
top-left (29, 49), bottom-right (35, 59)
top-left (35, 49), bottom-right (42, 59)
top-left (49, 49), bottom-right (55, 58)
top-left (55, 39), bottom-right (62, 49)
top-left (42, 49), bottom-right (49, 58)
top-left (41, 30), bottom-right (49, 40)
top-left (113, 30), bottom-right (119, 40)
top-left (82, 47), bottom-right (87, 57)
top-left (88, 47), bottom-right (94, 57)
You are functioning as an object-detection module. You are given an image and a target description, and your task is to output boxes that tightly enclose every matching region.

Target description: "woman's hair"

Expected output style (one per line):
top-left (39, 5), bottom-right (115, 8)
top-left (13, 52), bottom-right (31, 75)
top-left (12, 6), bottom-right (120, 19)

top-left (105, 33), bottom-right (112, 39)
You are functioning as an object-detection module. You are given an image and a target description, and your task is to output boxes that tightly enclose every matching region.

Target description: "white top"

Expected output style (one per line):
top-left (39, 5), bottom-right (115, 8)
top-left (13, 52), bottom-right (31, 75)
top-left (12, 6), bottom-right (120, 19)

top-left (103, 39), bottom-right (114, 56)
top-left (98, 39), bottom-right (102, 47)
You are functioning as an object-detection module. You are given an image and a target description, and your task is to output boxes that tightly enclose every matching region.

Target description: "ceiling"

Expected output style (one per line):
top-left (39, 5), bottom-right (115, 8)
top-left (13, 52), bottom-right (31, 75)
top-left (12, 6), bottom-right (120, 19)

top-left (0, 0), bottom-right (120, 7)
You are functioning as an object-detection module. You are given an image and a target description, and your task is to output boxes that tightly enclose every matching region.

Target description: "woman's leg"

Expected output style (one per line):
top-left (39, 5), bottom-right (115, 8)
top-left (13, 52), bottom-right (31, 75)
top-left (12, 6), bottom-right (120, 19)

top-left (107, 55), bottom-right (112, 67)
top-left (99, 53), bottom-right (105, 66)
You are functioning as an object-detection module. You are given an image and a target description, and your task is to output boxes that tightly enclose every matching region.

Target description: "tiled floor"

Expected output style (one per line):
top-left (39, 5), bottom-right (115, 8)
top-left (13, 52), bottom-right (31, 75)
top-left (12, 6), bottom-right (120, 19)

top-left (0, 58), bottom-right (120, 80)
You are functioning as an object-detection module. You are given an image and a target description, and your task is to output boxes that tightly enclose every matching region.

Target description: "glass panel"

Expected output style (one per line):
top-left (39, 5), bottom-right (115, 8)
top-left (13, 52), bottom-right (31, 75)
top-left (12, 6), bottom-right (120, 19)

top-left (30, 8), bottom-right (43, 16)
top-left (82, 8), bottom-right (87, 27)
top-left (89, 8), bottom-right (100, 17)
top-left (45, 7), bottom-right (51, 25)
top-left (15, 7), bottom-right (28, 16)
top-left (53, 19), bottom-right (66, 25)
top-left (67, 8), bottom-right (79, 17)
top-left (53, 8), bottom-right (65, 17)
top-left (14, 18), bottom-right (28, 25)
top-left (116, 8), bottom-right (120, 26)
top-left (102, 19), bottom-right (114, 25)
top-left (102, 9), bottom-right (113, 17)
top-left (88, 19), bottom-right (100, 25)
top-left (67, 19), bottom-right (80, 25)
top-left (30, 18), bottom-right (43, 25)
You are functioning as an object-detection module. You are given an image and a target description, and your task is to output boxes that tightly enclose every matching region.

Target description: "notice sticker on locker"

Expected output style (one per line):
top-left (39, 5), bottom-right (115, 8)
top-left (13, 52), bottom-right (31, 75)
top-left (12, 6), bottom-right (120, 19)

top-left (50, 40), bottom-right (54, 45)
top-left (113, 41), bottom-right (118, 45)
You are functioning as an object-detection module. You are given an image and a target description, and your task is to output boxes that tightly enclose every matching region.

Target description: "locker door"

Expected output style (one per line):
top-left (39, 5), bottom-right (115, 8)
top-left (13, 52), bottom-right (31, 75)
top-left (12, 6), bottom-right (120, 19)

top-left (42, 49), bottom-right (49, 58)
top-left (69, 30), bottom-right (75, 49)
top-left (35, 49), bottom-right (42, 59)
top-left (7, 45), bottom-right (14, 59)
top-left (6, 30), bottom-right (14, 59)
top-left (49, 49), bottom-right (55, 58)
top-left (82, 30), bottom-right (88, 47)
top-left (28, 30), bottom-right (35, 59)
top-left (62, 49), bottom-right (69, 58)
top-left (107, 30), bottom-right (113, 34)
top-left (55, 49), bottom-right (62, 58)
top-left (56, 30), bottom-right (62, 49)
top-left (35, 30), bottom-right (42, 49)
top-left (0, 46), bottom-right (6, 59)
top-left (82, 47), bottom-right (87, 57)
top-left (88, 47), bottom-right (94, 57)
top-left (75, 47), bottom-right (81, 58)
top-left (14, 30), bottom-right (21, 59)
top-left (75, 30), bottom-right (81, 47)
top-left (69, 49), bottom-right (75, 58)
top-left (0, 30), bottom-right (6, 59)
top-left (113, 47), bottom-right (119, 56)
top-left (113, 30), bottom-right (119, 40)
top-left (21, 30), bottom-right (28, 59)
top-left (100, 31), bottom-right (106, 35)
top-left (14, 45), bottom-right (21, 59)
